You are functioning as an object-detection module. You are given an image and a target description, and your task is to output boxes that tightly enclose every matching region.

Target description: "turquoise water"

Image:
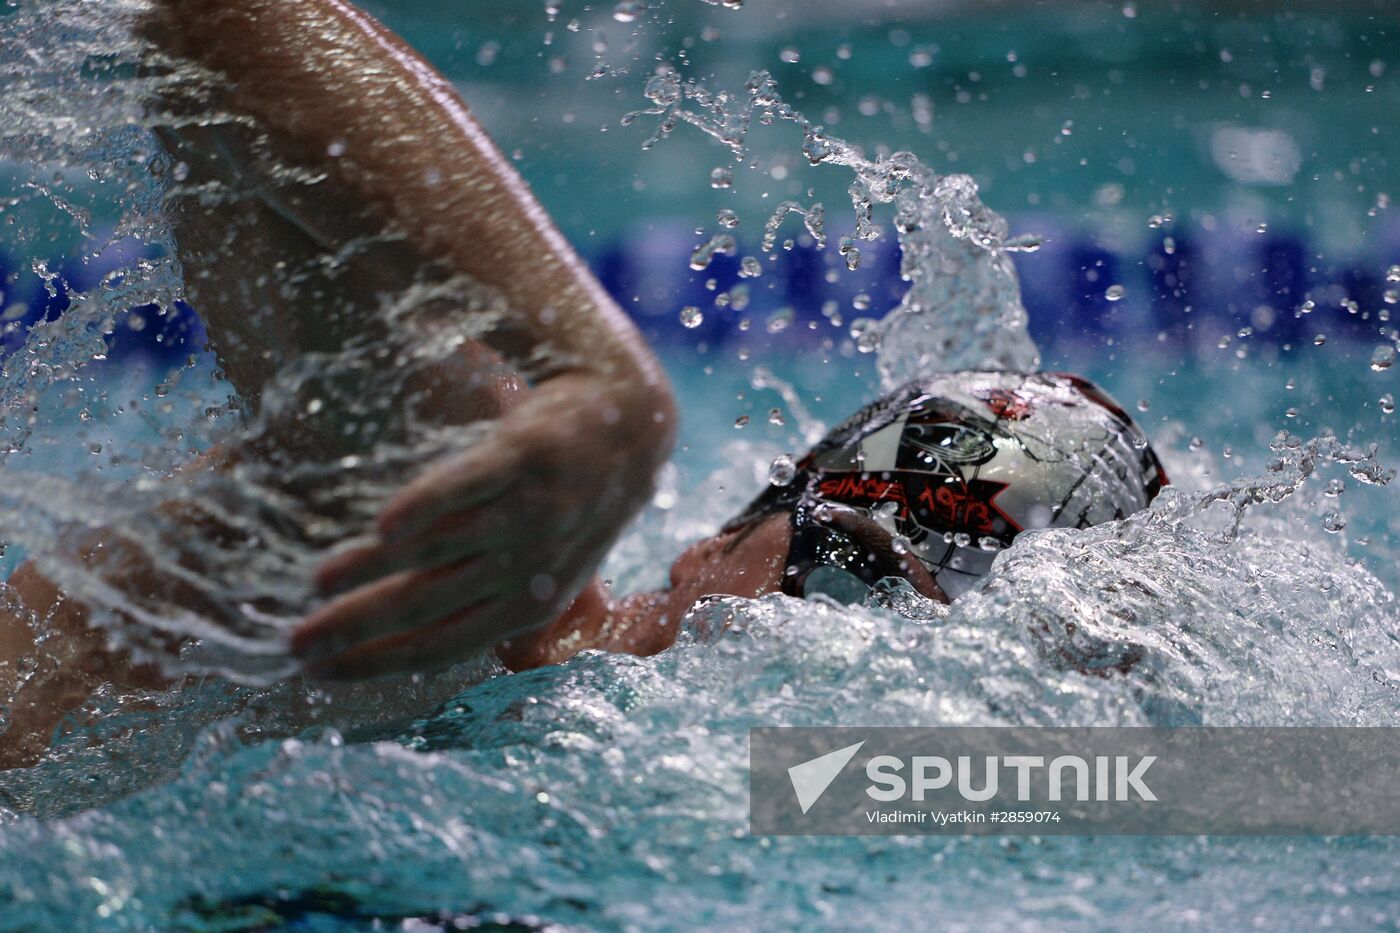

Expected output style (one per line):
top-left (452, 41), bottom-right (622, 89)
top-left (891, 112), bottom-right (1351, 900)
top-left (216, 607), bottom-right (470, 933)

top-left (5, 345), bottom-right (1397, 930)
top-left (1, 1), bottom-right (1399, 930)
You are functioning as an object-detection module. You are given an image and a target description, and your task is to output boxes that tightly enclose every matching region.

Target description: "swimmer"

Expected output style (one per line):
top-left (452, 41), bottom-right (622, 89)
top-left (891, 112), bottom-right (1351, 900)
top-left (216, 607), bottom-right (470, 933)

top-left (0, 1), bottom-right (1167, 767)
top-left (2, 0), bottom-right (676, 767)
top-left (484, 369), bottom-right (1169, 670)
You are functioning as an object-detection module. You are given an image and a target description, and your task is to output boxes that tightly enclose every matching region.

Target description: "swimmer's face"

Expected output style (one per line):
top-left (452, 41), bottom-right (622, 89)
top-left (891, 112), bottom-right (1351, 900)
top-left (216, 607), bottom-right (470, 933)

top-left (667, 515), bottom-right (792, 600)
top-left (669, 534), bottom-right (731, 588)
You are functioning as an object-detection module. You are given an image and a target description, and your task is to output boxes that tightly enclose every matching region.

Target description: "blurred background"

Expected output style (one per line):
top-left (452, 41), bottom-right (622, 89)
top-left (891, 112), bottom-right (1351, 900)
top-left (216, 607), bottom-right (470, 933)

top-left (2, 0), bottom-right (1396, 456)
top-left (353, 0), bottom-right (1399, 361)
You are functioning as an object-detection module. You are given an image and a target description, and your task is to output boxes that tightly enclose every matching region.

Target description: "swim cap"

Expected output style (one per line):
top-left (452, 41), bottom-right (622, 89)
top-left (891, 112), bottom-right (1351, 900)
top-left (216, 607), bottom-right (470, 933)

top-left (729, 371), bottom-right (1169, 600)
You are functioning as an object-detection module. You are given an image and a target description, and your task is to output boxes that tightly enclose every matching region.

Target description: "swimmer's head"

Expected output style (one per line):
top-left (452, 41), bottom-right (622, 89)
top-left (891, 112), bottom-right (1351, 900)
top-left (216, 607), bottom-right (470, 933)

top-left (780, 370), bottom-right (1170, 602)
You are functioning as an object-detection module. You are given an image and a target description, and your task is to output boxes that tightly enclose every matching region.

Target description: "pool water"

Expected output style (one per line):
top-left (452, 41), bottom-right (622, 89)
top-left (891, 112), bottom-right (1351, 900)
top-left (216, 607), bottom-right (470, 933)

top-left (2, 1), bottom-right (1400, 930)
top-left (1, 345), bottom-right (1396, 930)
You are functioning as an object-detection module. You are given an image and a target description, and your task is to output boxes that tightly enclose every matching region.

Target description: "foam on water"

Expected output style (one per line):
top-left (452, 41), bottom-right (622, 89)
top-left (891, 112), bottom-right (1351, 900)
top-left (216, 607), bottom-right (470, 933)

top-left (1, 423), bottom-right (1397, 926)
top-left (0, 2), bottom-right (1398, 929)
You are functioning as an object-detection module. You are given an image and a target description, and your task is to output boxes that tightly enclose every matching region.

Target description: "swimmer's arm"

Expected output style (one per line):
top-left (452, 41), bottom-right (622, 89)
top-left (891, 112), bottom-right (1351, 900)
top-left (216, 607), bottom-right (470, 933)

top-left (498, 515), bottom-right (798, 670)
top-left (0, 565), bottom-right (172, 770)
top-left (0, 445), bottom-right (247, 768)
top-left (146, 0), bottom-right (669, 406)
top-left (144, 0), bottom-right (676, 676)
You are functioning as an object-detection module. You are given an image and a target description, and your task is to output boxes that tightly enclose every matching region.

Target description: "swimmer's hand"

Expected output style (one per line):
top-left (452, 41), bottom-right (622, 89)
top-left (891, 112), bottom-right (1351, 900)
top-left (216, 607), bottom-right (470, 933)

top-left (141, 0), bottom-right (677, 677)
top-left (291, 371), bottom-right (675, 679)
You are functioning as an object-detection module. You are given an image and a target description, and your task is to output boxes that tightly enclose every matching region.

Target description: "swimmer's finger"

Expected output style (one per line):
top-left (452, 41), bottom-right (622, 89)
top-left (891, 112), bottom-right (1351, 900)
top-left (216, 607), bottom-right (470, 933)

top-left (301, 598), bottom-right (512, 680)
top-left (295, 556), bottom-right (509, 662)
top-left (313, 540), bottom-right (385, 596)
top-left (315, 505), bottom-right (537, 596)
top-left (824, 506), bottom-right (950, 604)
top-left (375, 442), bottom-right (519, 545)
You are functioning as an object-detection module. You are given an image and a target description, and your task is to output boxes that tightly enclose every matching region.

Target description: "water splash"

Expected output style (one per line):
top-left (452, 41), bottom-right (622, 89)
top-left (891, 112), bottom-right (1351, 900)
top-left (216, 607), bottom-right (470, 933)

top-left (0, 0), bottom-right (512, 685)
top-left (1, 4), bottom-right (1398, 929)
top-left (625, 69), bottom-right (1040, 386)
top-left (1, 409), bottom-right (1397, 924)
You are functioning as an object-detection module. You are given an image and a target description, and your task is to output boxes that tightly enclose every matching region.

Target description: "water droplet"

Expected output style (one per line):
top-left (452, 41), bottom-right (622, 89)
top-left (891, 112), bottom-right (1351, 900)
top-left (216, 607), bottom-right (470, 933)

top-left (739, 256), bottom-right (763, 278)
top-left (1381, 393), bottom-right (1396, 415)
top-left (1372, 344), bottom-right (1397, 371)
top-left (734, 415), bottom-right (750, 429)
top-left (1105, 284), bottom-right (1126, 302)
top-left (689, 233), bottom-right (736, 270)
top-left (171, 161), bottom-right (189, 182)
top-left (710, 166), bottom-right (733, 189)
top-left (679, 306), bottom-right (703, 328)
top-left (1285, 407), bottom-right (1299, 418)
top-left (613, 0), bottom-right (644, 22)
top-left (852, 293), bottom-right (871, 311)
top-left (768, 408), bottom-right (785, 425)
top-left (1387, 264), bottom-right (1400, 284)
top-left (729, 283), bottom-right (751, 311)
top-left (779, 47), bottom-right (800, 64)
top-left (838, 237), bottom-right (861, 271)
top-left (1321, 511), bottom-right (1346, 534)
top-left (1314, 334), bottom-right (1327, 346)
top-left (849, 317), bottom-right (881, 353)
top-left (767, 454), bottom-right (797, 486)
top-left (1325, 478), bottom-right (1345, 497)
top-left (643, 73), bottom-right (681, 106)
top-left (716, 208), bottom-right (738, 228)
top-left (1136, 398), bottom-right (1150, 412)
top-left (1188, 436), bottom-right (1204, 451)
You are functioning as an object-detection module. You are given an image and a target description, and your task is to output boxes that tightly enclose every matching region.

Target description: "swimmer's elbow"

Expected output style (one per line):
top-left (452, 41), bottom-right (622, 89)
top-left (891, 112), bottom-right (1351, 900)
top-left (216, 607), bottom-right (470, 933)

top-left (606, 317), bottom-right (680, 465)
top-left (635, 371), bottom-right (679, 468)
